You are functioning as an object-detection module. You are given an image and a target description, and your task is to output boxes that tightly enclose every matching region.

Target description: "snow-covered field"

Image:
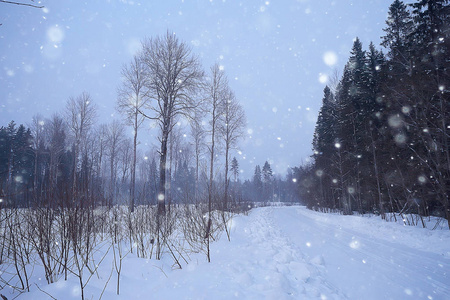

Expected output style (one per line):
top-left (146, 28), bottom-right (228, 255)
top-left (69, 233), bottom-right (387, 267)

top-left (15, 206), bottom-right (450, 299)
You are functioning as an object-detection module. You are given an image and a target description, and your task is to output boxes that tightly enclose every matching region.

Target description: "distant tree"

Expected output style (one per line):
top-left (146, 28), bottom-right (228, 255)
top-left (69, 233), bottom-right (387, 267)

top-left (230, 157), bottom-right (239, 182)
top-left (252, 165), bottom-right (263, 202)
top-left (30, 114), bottom-right (46, 204)
top-left (105, 120), bottom-right (126, 206)
top-left (0, 123), bottom-right (13, 202)
top-left (189, 114), bottom-right (205, 202)
top-left (149, 156), bottom-right (158, 204)
top-left (46, 114), bottom-right (68, 206)
top-left (65, 92), bottom-right (97, 205)
top-left (262, 161), bottom-right (273, 201)
top-left (11, 124), bottom-right (34, 206)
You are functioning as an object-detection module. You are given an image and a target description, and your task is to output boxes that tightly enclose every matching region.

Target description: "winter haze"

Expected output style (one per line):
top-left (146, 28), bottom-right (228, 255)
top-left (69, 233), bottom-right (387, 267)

top-left (1, 0), bottom-right (395, 177)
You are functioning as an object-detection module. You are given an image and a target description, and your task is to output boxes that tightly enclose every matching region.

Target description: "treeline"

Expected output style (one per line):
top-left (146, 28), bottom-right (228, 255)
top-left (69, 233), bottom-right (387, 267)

top-left (0, 119), bottom-right (300, 209)
top-left (300, 0), bottom-right (449, 227)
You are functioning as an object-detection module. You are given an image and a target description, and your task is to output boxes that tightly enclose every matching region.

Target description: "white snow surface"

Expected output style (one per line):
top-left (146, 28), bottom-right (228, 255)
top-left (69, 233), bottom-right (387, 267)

top-left (15, 206), bottom-right (450, 299)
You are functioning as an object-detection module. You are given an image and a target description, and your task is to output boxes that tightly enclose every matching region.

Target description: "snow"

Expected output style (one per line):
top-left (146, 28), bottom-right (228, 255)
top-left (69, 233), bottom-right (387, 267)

top-left (12, 206), bottom-right (450, 300)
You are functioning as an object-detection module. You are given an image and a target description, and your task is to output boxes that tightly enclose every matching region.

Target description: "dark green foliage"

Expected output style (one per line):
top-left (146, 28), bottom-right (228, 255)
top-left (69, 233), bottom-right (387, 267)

top-left (0, 122), bottom-right (35, 207)
top-left (303, 0), bottom-right (450, 226)
top-left (230, 157), bottom-right (239, 182)
top-left (172, 160), bottom-right (196, 204)
top-left (252, 165), bottom-right (263, 202)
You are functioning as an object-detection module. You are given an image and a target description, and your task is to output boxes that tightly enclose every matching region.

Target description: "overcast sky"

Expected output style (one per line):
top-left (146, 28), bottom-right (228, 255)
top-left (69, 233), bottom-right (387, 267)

top-left (1, 0), bottom-right (399, 178)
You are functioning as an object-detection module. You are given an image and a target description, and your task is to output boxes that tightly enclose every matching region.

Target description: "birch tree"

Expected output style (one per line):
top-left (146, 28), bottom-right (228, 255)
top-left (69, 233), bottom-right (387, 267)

top-left (204, 63), bottom-right (227, 261)
top-left (117, 54), bottom-right (148, 212)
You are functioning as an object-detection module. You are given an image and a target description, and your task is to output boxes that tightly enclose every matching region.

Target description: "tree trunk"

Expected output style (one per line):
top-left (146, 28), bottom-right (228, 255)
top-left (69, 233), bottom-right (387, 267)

top-left (224, 146), bottom-right (229, 211)
top-left (158, 131), bottom-right (168, 216)
top-left (130, 113), bottom-right (138, 212)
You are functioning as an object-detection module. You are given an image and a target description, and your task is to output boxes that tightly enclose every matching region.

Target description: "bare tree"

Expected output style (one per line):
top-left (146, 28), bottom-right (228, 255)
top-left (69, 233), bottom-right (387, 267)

top-left (45, 114), bottom-right (67, 206)
top-left (221, 89), bottom-right (246, 209)
top-left (105, 120), bottom-right (126, 207)
top-left (190, 111), bottom-right (206, 203)
top-left (93, 124), bottom-right (108, 206)
top-left (117, 54), bottom-right (148, 212)
top-left (220, 89), bottom-right (246, 239)
top-left (29, 114), bottom-right (45, 203)
top-left (204, 63), bottom-right (227, 262)
top-left (140, 31), bottom-right (204, 215)
top-left (65, 92), bottom-right (97, 205)
top-left (0, 0), bottom-right (44, 8)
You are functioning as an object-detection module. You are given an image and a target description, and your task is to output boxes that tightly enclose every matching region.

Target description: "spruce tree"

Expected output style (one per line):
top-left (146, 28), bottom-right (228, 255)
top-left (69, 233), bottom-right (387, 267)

top-left (252, 165), bottom-right (263, 202)
top-left (230, 157), bottom-right (239, 182)
top-left (312, 86), bottom-right (337, 208)
top-left (262, 161), bottom-right (273, 201)
top-left (381, 0), bottom-right (414, 74)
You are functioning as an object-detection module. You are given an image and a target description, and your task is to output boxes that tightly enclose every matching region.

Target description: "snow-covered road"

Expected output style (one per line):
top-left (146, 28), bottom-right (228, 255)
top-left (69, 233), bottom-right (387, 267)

top-left (19, 206), bottom-right (450, 299)
top-left (271, 207), bottom-right (450, 299)
top-left (148, 206), bottom-right (450, 299)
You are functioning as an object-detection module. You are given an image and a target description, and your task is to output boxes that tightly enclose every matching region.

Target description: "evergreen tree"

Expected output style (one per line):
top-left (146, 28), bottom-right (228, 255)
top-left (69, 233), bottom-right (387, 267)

top-left (0, 123), bottom-right (14, 203)
top-left (312, 86), bottom-right (337, 208)
top-left (409, 0), bottom-right (450, 225)
top-left (410, 0), bottom-right (450, 67)
top-left (262, 161), bottom-right (273, 201)
top-left (252, 165), bottom-right (263, 202)
top-left (7, 124), bottom-right (35, 207)
top-left (304, 0), bottom-right (450, 223)
top-left (381, 0), bottom-right (414, 74)
top-left (230, 157), bottom-right (239, 182)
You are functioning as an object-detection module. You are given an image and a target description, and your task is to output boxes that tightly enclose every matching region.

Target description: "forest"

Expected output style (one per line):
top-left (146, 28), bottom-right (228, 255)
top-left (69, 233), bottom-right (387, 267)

top-left (301, 0), bottom-right (450, 228)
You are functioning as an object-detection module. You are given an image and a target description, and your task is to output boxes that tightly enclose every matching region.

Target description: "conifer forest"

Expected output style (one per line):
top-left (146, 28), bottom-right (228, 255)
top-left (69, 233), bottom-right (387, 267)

top-left (302, 0), bottom-right (450, 228)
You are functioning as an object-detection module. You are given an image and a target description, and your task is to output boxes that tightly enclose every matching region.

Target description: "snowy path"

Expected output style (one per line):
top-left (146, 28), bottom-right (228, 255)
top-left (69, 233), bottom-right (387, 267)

top-left (271, 207), bottom-right (450, 300)
top-left (147, 207), bottom-right (346, 299)
top-left (221, 206), bottom-right (345, 299)
top-left (148, 206), bottom-right (450, 299)
top-left (18, 206), bottom-right (450, 299)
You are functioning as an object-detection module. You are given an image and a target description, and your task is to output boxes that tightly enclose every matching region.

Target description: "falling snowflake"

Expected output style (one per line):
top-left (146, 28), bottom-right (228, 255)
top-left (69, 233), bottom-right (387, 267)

top-left (323, 51), bottom-right (338, 66)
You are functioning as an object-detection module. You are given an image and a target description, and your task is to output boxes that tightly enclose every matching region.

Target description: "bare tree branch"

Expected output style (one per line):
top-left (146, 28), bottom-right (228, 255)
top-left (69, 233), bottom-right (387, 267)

top-left (0, 0), bottom-right (44, 8)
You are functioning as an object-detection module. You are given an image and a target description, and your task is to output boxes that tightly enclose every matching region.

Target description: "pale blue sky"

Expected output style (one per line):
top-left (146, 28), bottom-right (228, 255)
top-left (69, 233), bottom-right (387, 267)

top-left (1, 0), bottom-right (400, 178)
